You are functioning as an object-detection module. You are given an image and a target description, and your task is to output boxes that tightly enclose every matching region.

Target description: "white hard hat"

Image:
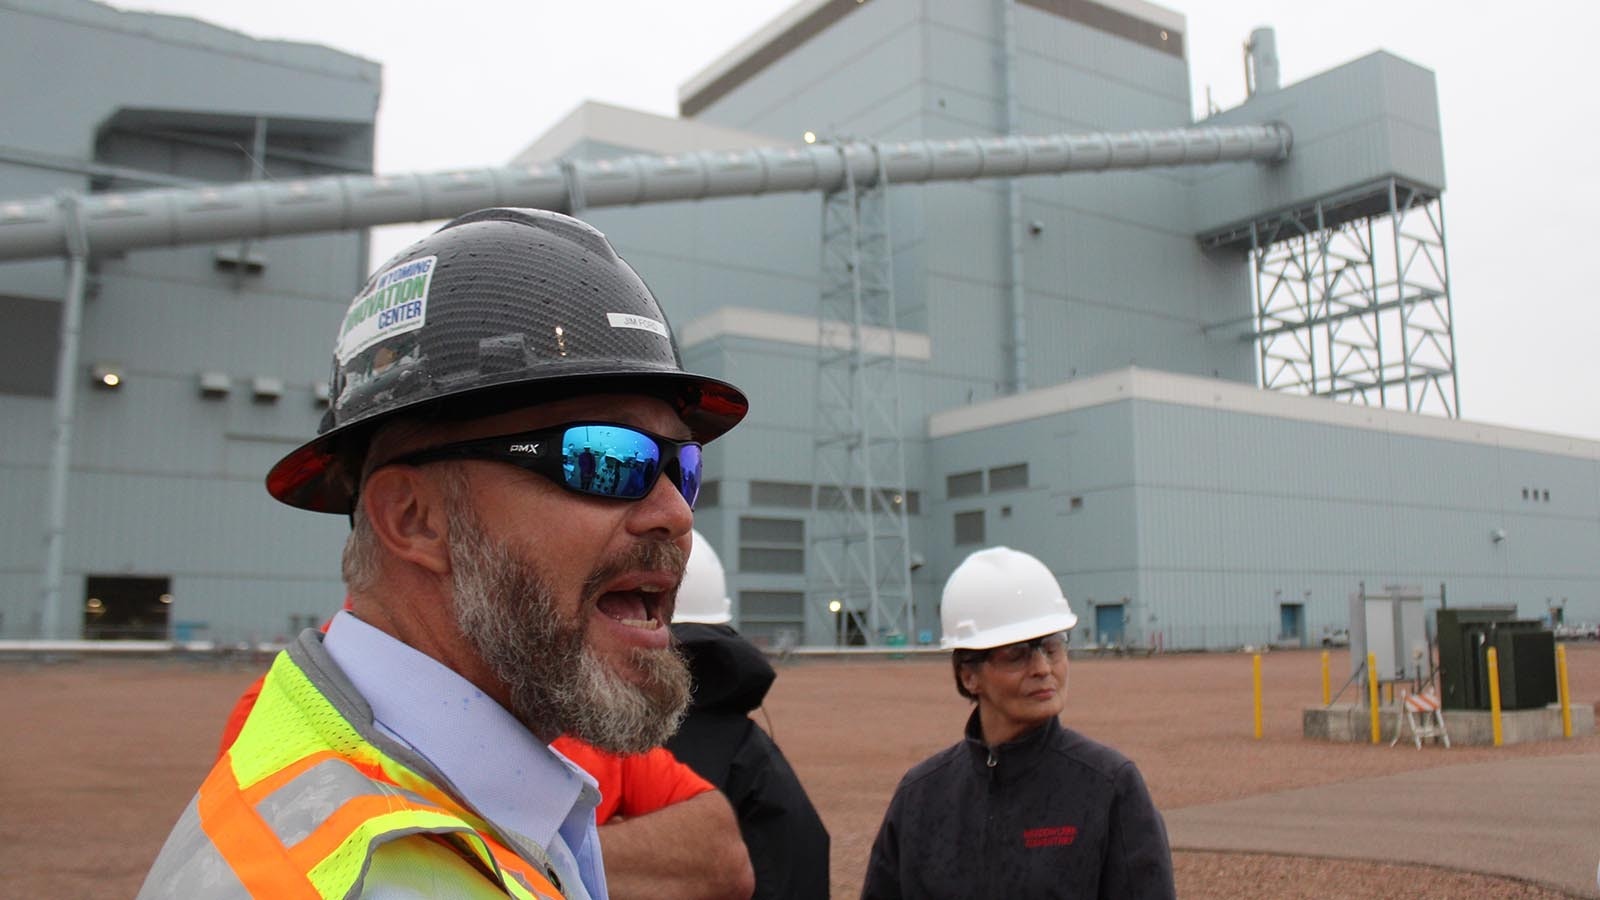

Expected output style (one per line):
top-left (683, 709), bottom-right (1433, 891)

top-left (940, 546), bottom-right (1078, 650)
top-left (674, 529), bottom-right (732, 624)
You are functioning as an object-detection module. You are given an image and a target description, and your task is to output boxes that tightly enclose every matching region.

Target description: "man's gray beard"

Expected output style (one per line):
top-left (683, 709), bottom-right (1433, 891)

top-left (444, 497), bottom-right (691, 754)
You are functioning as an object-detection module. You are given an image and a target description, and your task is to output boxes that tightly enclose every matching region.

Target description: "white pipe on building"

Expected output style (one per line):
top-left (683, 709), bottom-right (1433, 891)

top-left (41, 195), bottom-right (89, 639)
top-left (0, 124), bottom-right (1291, 262)
top-left (1002, 0), bottom-right (1029, 394)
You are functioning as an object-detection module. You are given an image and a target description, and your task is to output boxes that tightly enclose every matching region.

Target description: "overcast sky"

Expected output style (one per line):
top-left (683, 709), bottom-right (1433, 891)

top-left (113, 0), bottom-right (1600, 441)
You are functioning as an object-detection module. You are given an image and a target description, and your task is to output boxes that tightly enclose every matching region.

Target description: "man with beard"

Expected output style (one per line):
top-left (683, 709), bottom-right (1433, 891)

top-left (139, 209), bottom-right (754, 900)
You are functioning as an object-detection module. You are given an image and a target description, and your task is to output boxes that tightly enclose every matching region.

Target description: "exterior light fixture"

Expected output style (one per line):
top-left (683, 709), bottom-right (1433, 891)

top-left (827, 598), bottom-right (843, 614)
top-left (198, 371), bottom-right (231, 399)
top-left (251, 376), bottom-right (284, 404)
top-left (803, 131), bottom-right (817, 144)
top-left (91, 363), bottom-right (123, 389)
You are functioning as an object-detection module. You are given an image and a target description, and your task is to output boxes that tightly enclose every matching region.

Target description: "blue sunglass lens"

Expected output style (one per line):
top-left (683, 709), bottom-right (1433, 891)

top-left (559, 424), bottom-right (701, 505)
top-left (561, 425), bottom-right (659, 498)
top-left (678, 443), bottom-right (702, 507)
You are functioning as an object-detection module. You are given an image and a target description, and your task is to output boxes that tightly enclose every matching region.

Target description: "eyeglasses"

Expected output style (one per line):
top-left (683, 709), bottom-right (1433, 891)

top-left (984, 632), bottom-right (1070, 671)
top-left (389, 421), bottom-right (703, 507)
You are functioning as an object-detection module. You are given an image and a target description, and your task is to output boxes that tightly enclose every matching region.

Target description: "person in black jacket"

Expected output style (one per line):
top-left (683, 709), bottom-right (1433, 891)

top-left (862, 546), bottom-right (1174, 900)
top-left (667, 531), bottom-right (832, 900)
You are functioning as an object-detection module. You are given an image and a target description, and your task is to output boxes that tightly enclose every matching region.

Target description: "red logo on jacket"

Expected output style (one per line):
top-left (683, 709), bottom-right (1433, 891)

top-left (1022, 825), bottom-right (1078, 848)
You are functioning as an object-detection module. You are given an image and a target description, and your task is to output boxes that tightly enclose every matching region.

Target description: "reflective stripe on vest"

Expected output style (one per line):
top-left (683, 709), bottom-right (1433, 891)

top-left (197, 650), bottom-right (564, 900)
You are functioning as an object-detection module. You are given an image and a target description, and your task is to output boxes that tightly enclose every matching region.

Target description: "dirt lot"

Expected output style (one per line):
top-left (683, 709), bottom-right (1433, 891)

top-left (2, 643), bottom-right (1596, 898)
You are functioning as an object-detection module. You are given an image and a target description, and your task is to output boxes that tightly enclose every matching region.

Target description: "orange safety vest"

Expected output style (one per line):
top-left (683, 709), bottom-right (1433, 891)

top-left (139, 637), bottom-right (567, 899)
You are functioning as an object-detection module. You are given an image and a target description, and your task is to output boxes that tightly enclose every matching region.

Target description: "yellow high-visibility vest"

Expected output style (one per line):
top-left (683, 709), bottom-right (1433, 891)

top-left (139, 640), bottom-right (566, 899)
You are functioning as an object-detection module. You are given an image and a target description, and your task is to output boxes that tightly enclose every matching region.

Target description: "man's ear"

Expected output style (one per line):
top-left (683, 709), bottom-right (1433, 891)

top-left (361, 465), bottom-right (452, 576)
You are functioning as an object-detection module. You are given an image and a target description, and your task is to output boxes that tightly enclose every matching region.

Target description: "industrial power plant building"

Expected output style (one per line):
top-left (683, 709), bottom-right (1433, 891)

top-left (3, 0), bottom-right (1597, 651)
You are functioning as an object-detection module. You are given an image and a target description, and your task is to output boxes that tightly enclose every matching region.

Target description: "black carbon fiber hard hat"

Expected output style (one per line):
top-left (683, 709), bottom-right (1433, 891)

top-left (266, 208), bottom-right (748, 514)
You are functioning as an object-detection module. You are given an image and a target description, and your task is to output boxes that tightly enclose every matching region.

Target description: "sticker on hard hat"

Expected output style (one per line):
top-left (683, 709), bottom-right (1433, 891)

top-left (606, 312), bottom-right (669, 339)
top-left (335, 256), bottom-right (437, 364)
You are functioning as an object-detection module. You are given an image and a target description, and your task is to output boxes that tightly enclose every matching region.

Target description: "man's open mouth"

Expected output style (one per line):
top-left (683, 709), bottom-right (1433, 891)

top-left (595, 580), bottom-right (670, 630)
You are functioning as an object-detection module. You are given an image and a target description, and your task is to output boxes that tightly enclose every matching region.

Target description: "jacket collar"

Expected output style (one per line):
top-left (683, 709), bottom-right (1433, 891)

top-left (962, 707), bottom-right (1060, 777)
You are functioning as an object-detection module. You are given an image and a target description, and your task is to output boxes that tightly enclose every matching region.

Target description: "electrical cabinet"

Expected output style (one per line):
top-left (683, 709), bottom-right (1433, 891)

top-left (1436, 607), bottom-right (1557, 711)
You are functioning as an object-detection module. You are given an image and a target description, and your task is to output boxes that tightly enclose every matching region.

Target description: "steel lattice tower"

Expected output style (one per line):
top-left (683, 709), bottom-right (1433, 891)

top-left (808, 144), bottom-right (916, 647)
top-left (1220, 177), bottom-right (1459, 416)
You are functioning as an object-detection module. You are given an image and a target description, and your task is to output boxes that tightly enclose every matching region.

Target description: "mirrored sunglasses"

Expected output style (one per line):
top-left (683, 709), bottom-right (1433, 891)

top-left (389, 421), bottom-right (703, 507)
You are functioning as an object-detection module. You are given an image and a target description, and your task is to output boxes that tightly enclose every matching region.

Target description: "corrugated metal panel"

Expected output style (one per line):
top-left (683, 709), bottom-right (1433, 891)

top-left (1014, 6), bottom-right (1188, 103)
top-left (715, 339), bottom-right (817, 426)
top-left (700, 3), bottom-right (924, 138)
top-left (72, 379), bottom-right (225, 475)
top-left (924, 21), bottom-right (1002, 105)
top-left (923, 274), bottom-right (1007, 383)
top-left (64, 471), bottom-right (342, 576)
top-left (1118, 398), bottom-right (1600, 642)
top-left (922, 182), bottom-right (1008, 283)
top-left (84, 273), bottom-right (340, 384)
top-left (175, 574), bottom-right (344, 644)
top-left (1386, 433), bottom-right (1500, 508)
top-left (109, 234), bottom-right (366, 305)
top-left (1494, 447), bottom-right (1599, 515)
top-left (1190, 53), bottom-right (1444, 232)
top-left (1018, 51), bottom-right (1189, 131)
top-left (0, 396), bottom-right (54, 463)
top-left (223, 435), bottom-right (304, 483)
top-left (0, 467), bottom-right (48, 569)
top-left (712, 422), bottom-right (821, 481)
top-left (689, 0), bottom-right (920, 128)
top-left (0, 572), bottom-right (46, 637)
top-left (0, 4), bottom-right (375, 638)
top-left (599, 193), bottom-right (822, 284)
top-left (1024, 167), bottom-right (1198, 235)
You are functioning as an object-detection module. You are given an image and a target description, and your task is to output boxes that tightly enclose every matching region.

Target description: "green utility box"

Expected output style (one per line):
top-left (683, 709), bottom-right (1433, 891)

top-left (1436, 607), bottom-right (1558, 711)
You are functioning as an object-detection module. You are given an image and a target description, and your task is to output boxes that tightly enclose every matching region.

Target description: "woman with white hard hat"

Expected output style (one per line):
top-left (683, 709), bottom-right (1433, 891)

top-left (861, 546), bottom-right (1174, 899)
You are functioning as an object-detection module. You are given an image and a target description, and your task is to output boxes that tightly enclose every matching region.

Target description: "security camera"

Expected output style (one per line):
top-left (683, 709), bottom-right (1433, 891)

top-left (1490, 528), bottom-right (1507, 543)
top-left (909, 553), bottom-right (925, 571)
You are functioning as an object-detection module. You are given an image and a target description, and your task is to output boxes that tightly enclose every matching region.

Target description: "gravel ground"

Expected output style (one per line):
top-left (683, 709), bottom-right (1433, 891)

top-left (2, 642), bottom-right (1595, 898)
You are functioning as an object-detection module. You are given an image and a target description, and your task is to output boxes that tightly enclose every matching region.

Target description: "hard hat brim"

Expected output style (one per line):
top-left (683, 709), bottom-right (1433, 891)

top-left (265, 369), bottom-right (747, 514)
top-left (940, 611), bottom-right (1080, 651)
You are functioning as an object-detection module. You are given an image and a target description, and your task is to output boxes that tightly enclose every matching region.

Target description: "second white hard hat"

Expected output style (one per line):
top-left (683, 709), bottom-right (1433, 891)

top-left (940, 546), bottom-right (1078, 650)
top-left (675, 528), bottom-right (732, 625)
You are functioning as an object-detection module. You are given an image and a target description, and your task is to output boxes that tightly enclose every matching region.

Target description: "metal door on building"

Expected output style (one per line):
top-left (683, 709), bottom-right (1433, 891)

top-left (1279, 602), bottom-right (1305, 646)
top-left (1094, 604), bottom-right (1125, 648)
top-left (83, 575), bottom-right (171, 640)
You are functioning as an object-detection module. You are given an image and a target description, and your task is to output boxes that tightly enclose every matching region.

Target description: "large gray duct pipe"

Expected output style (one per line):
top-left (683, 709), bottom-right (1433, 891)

top-left (0, 124), bottom-right (1290, 262)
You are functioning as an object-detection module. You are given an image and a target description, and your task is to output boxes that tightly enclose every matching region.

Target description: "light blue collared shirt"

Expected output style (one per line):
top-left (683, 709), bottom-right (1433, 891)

top-left (324, 611), bottom-right (607, 900)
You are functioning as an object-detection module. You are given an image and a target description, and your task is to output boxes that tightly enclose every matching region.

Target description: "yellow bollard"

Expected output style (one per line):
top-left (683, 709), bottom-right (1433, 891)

top-left (1367, 652), bottom-right (1380, 745)
top-left (1487, 645), bottom-right (1503, 747)
top-left (1321, 650), bottom-right (1330, 706)
top-left (1253, 653), bottom-right (1263, 739)
top-left (1557, 643), bottom-right (1573, 739)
